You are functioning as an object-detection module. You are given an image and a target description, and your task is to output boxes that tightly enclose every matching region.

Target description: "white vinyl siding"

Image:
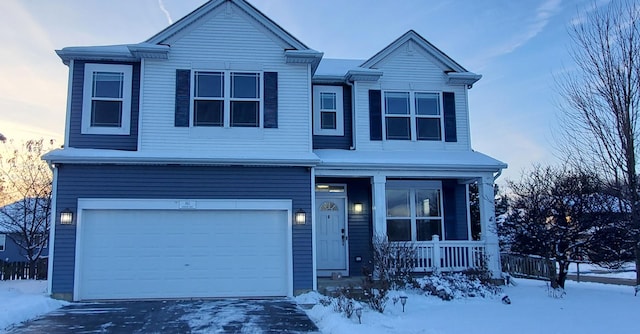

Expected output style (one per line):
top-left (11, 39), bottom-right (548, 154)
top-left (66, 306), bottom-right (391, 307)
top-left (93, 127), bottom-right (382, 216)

top-left (353, 39), bottom-right (471, 151)
top-left (139, 3), bottom-right (311, 154)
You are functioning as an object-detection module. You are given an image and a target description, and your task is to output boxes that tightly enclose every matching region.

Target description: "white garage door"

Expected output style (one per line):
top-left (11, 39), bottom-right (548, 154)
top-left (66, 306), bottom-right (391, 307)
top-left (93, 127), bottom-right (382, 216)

top-left (76, 208), bottom-right (289, 300)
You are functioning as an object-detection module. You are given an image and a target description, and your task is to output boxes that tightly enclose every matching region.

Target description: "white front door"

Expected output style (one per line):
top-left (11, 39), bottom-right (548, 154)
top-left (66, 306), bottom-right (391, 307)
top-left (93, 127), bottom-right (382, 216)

top-left (316, 195), bottom-right (348, 276)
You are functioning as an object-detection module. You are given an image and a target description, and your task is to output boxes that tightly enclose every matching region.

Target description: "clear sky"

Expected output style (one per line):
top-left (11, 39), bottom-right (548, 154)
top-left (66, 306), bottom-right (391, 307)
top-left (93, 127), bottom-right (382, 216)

top-left (0, 0), bottom-right (605, 181)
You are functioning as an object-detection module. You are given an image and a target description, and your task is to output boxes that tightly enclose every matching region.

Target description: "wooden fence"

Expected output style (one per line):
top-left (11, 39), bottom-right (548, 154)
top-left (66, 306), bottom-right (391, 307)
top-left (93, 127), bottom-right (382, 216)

top-left (0, 259), bottom-right (48, 280)
top-left (501, 253), bottom-right (555, 280)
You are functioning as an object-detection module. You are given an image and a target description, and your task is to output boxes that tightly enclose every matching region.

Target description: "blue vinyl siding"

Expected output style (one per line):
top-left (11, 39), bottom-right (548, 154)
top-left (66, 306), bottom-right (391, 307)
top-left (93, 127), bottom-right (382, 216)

top-left (316, 177), bottom-right (372, 276)
top-left (68, 61), bottom-right (140, 150)
top-left (313, 85), bottom-right (353, 149)
top-left (1, 233), bottom-right (48, 262)
top-left (443, 180), bottom-right (469, 240)
top-left (52, 165), bottom-right (312, 297)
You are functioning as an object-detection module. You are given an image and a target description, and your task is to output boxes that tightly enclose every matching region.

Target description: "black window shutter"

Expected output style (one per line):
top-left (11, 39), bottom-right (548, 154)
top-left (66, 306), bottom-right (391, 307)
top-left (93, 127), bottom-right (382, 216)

top-left (175, 69), bottom-right (191, 127)
top-left (264, 72), bottom-right (278, 128)
top-left (443, 92), bottom-right (457, 142)
top-left (369, 90), bottom-right (382, 140)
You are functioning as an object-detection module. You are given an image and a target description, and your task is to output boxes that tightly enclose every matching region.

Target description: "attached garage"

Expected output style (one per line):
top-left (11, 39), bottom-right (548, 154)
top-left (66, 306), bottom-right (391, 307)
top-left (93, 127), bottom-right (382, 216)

top-left (74, 199), bottom-right (293, 301)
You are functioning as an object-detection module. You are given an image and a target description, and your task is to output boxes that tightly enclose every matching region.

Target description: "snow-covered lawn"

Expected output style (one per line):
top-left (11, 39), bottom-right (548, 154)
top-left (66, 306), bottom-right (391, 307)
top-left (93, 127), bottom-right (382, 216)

top-left (298, 279), bottom-right (639, 334)
top-left (568, 262), bottom-right (636, 280)
top-left (0, 280), bottom-right (67, 333)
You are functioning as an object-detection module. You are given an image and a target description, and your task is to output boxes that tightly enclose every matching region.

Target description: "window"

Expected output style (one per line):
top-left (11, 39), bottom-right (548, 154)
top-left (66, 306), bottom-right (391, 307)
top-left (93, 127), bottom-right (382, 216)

top-left (82, 63), bottom-right (133, 135)
top-left (313, 86), bottom-right (344, 135)
top-left (194, 72), bottom-right (223, 126)
top-left (192, 71), bottom-right (262, 128)
top-left (0, 234), bottom-right (5, 252)
top-left (384, 91), bottom-right (441, 141)
top-left (386, 183), bottom-right (443, 242)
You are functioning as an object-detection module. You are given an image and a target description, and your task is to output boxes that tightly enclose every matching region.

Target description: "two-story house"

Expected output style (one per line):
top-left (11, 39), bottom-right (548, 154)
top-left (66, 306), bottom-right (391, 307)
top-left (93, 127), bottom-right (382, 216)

top-left (44, 0), bottom-right (506, 301)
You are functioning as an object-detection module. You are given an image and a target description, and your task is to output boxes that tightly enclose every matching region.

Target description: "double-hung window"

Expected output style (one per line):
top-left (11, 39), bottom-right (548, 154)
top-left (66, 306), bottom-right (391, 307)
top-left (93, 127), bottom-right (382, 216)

top-left (386, 183), bottom-right (443, 242)
top-left (313, 86), bottom-right (344, 135)
top-left (193, 71), bottom-right (261, 128)
top-left (82, 63), bottom-right (133, 135)
top-left (384, 91), bottom-right (441, 141)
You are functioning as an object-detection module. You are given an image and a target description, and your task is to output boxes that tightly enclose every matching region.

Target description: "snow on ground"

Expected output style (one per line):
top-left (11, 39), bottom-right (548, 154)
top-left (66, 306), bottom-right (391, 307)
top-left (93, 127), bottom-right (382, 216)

top-left (568, 262), bottom-right (636, 280)
top-left (298, 279), bottom-right (639, 334)
top-left (0, 280), bottom-right (67, 333)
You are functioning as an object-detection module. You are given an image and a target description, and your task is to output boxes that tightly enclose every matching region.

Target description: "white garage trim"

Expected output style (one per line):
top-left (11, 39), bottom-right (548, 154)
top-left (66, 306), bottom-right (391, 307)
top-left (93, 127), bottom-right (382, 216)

top-left (74, 198), bottom-right (293, 301)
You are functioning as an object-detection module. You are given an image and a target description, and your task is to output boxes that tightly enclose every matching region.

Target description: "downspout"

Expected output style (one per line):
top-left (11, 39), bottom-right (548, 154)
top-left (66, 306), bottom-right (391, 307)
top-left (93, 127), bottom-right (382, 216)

top-left (45, 160), bottom-right (57, 296)
top-left (345, 78), bottom-right (356, 150)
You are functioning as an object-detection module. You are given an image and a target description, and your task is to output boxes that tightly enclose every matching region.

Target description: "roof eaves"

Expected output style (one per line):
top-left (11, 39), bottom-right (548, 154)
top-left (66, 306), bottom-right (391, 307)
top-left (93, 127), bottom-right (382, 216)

top-left (361, 30), bottom-right (468, 73)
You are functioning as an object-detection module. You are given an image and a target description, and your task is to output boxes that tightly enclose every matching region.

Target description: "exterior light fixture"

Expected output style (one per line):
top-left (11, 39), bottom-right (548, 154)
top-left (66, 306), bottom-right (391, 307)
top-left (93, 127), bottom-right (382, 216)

top-left (399, 295), bottom-right (408, 312)
top-left (294, 209), bottom-right (306, 225)
top-left (355, 304), bottom-right (363, 324)
top-left (60, 209), bottom-right (74, 225)
top-left (353, 203), bottom-right (363, 214)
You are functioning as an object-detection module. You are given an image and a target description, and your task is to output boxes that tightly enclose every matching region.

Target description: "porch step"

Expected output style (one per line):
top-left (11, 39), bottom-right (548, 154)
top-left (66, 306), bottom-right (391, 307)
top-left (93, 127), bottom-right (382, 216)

top-left (317, 276), bottom-right (366, 299)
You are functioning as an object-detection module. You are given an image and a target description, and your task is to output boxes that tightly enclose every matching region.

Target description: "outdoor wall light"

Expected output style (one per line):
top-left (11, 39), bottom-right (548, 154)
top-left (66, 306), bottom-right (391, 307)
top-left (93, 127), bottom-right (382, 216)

top-left (294, 209), bottom-right (306, 225)
top-left (353, 203), bottom-right (363, 214)
top-left (60, 209), bottom-right (74, 225)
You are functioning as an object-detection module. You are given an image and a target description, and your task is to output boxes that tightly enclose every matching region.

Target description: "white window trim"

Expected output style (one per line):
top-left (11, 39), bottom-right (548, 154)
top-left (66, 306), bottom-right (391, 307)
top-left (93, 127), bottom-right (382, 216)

top-left (81, 63), bottom-right (133, 135)
top-left (313, 86), bottom-right (344, 136)
top-left (191, 70), bottom-right (264, 128)
top-left (382, 90), bottom-right (443, 142)
top-left (0, 234), bottom-right (6, 252)
top-left (386, 181), bottom-right (445, 241)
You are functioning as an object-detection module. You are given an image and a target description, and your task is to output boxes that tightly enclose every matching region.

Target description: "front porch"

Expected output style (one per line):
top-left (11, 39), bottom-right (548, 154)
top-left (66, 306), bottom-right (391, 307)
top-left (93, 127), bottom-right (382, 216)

top-left (313, 172), bottom-right (501, 281)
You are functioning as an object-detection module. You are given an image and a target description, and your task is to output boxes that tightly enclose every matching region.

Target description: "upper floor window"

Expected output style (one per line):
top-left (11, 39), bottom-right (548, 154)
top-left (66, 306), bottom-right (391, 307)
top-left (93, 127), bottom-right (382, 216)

top-left (193, 71), bottom-right (262, 128)
top-left (384, 91), bottom-right (441, 141)
top-left (386, 182), bottom-right (443, 242)
top-left (313, 86), bottom-right (344, 136)
top-left (0, 234), bottom-right (5, 251)
top-left (82, 63), bottom-right (133, 135)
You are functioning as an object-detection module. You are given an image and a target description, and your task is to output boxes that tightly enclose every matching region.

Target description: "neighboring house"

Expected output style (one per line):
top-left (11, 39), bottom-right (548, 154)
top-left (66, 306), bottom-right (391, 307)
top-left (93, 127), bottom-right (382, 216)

top-left (44, 0), bottom-right (506, 301)
top-left (0, 198), bottom-right (50, 263)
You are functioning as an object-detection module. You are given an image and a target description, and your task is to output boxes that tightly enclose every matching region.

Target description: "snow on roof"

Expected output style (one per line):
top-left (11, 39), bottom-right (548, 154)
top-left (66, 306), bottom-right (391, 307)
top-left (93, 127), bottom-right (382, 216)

top-left (314, 149), bottom-right (507, 172)
top-left (0, 198), bottom-right (49, 233)
top-left (315, 58), bottom-right (365, 77)
top-left (42, 148), bottom-right (321, 167)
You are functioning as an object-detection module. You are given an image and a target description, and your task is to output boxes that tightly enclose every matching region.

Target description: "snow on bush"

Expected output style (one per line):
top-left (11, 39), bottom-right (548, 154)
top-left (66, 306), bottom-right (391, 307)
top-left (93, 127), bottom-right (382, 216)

top-left (415, 272), bottom-right (502, 301)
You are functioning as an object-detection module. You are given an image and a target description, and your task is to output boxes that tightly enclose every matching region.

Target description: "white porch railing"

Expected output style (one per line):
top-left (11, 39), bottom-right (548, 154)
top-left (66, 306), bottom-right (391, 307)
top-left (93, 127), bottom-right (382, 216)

top-left (404, 236), bottom-right (486, 272)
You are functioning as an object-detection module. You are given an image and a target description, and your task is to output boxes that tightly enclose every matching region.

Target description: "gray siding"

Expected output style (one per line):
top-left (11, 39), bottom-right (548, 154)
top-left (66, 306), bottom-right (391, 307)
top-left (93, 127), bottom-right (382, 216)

top-left (52, 165), bottom-right (312, 297)
top-left (313, 85), bottom-right (353, 149)
top-left (68, 61), bottom-right (140, 150)
top-left (316, 177), bottom-right (372, 276)
top-left (443, 180), bottom-right (469, 240)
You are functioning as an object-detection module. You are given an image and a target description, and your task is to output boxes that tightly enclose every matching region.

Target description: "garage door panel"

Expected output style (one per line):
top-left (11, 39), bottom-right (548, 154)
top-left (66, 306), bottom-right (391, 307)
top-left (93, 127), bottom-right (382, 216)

top-left (78, 208), bottom-right (288, 300)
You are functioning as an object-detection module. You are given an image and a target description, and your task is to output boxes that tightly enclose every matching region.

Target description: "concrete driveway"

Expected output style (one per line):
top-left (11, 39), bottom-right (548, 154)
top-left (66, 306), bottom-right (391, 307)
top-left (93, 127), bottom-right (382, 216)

top-left (5, 299), bottom-right (319, 333)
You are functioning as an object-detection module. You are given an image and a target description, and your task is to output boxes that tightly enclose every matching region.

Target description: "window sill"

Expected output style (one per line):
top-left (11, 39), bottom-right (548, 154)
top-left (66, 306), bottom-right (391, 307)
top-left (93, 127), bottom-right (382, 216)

top-left (81, 127), bottom-right (131, 135)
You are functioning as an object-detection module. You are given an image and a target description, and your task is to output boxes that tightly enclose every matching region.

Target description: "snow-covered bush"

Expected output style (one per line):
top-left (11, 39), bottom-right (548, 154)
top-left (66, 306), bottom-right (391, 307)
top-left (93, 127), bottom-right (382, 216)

top-left (416, 272), bottom-right (502, 301)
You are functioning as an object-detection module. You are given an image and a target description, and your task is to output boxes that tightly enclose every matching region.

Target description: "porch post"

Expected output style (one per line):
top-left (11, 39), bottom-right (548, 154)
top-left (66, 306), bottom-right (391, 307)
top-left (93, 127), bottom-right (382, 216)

top-left (478, 175), bottom-right (501, 279)
top-left (371, 175), bottom-right (387, 238)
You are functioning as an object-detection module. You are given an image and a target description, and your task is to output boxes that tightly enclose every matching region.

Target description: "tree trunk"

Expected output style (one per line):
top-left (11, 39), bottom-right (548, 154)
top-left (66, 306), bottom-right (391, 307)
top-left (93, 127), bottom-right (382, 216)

top-left (557, 260), bottom-right (569, 289)
top-left (547, 258), bottom-right (558, 289)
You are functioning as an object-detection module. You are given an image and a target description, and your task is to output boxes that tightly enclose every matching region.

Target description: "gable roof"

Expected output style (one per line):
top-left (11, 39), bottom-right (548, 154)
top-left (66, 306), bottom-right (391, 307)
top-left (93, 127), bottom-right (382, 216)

top-left (361, 30), bottom-right (467, 72)
top-left (146, 0), bottom-right (308, 50)
top-left (56, 0), bottom-right (322, 70)
top-left (0, 198), bottom-right (50, 233)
